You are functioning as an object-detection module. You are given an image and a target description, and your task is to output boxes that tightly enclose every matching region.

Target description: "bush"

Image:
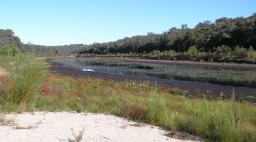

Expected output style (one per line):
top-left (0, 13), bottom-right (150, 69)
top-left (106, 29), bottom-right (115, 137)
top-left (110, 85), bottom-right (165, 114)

top-left (1, 55), bottom-right (47, 111)
top-left (0, 44), bottom-right (19, 56)
top-left (220, 45), bottom-right (232, 58)
top-left (187, 46), bottom-right (198, 57)
top-left (234, 46), bottom-right (247, 58)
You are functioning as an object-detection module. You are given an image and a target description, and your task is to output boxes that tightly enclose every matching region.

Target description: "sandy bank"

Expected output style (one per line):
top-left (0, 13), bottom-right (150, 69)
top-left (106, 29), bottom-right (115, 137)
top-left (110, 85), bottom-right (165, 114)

top-left (0, 111), bottom-right (200, 142)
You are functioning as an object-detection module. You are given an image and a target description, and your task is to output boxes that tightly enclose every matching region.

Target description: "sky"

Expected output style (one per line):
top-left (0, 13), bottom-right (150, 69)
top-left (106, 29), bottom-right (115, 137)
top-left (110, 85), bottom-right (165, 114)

top-left (1, 0), bottom-right (256, 46)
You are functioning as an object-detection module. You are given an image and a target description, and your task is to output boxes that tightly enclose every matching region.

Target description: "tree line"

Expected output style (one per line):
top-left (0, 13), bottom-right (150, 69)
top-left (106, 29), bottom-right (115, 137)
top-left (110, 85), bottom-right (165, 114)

top-left (78, 13), bottom-right (256, 55)
top-left (1, 13), bottom-right (256, 61)
top-left (0, 29), bottom-right (82, 56)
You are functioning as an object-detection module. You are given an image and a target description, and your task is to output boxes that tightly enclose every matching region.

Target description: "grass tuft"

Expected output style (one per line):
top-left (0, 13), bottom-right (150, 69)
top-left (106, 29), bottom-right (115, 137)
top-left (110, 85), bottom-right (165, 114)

top-left (70, 126), bottom-right (85, 142)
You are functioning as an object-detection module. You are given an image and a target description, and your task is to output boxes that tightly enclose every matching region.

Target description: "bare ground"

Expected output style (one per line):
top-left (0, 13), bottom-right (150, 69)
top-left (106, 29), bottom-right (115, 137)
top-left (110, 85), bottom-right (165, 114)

top-left (0, 112), bottom-right (202, 142)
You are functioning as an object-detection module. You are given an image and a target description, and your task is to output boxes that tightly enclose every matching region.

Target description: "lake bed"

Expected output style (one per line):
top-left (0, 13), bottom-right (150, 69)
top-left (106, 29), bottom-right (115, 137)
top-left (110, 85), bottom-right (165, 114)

top-left (48, 58), bottom-right (256, 102)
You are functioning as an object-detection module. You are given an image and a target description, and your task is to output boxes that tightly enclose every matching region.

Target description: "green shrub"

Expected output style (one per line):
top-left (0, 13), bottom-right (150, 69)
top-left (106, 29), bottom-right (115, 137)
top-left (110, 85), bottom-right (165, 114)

top-left (234, 46), bottom-right (247, 58)
top-left (188, 46), bottom-right (198, 57)
top-left (169, 88), bottom-right (180, 94)
top-left (5, 57), bottom-right (47, 108)
top-left (220, 45), bottom-right (232, 58)
top-left (0, 44), bottom-right (19, 56)
top-left (147, 88), bottom-right (168, 125)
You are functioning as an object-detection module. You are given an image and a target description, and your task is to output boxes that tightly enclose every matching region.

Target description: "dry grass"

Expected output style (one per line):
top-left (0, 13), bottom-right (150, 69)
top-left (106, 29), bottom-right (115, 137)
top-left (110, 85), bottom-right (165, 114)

top-left (0, 66), bottom-right (8, 76)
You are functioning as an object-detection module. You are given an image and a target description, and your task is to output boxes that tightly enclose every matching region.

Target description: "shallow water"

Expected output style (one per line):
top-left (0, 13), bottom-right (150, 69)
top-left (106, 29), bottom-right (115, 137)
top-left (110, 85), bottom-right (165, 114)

top-left (52, 58), bottom-right (256, 87)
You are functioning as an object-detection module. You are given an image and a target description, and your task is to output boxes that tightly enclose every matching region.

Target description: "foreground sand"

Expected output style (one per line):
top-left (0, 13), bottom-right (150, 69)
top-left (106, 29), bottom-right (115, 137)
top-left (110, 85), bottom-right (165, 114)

top-left (0, 111), bottom-right (196, 142)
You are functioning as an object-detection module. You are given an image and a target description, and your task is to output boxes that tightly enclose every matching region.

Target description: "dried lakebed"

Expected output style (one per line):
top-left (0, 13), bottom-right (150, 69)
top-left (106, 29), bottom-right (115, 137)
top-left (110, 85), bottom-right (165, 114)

top-left (47, 58), bottom-right (256, 102)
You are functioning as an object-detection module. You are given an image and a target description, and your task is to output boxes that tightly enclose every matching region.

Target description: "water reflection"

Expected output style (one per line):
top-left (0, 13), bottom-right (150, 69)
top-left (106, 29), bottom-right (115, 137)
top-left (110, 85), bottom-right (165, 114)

top-left (82, 68), bottom-right (94, 72)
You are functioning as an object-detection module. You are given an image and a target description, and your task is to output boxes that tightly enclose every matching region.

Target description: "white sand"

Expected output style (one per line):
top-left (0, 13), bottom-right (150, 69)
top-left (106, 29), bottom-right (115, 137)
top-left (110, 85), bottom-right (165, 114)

top-left (0, 111), bottom-right (195, 142)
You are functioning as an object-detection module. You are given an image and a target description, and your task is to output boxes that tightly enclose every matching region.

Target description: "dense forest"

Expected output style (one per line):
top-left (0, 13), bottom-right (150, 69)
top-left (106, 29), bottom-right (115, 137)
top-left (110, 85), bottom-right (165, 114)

top-left (1, 13), bottom-right (256, 62)
top-left (76, 13), bottom-right (256, 63)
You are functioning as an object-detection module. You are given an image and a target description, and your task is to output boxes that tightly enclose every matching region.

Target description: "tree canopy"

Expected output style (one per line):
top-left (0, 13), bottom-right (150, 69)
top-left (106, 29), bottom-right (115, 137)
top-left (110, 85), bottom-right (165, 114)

top-left (77, 13), bottom-right (256, 55)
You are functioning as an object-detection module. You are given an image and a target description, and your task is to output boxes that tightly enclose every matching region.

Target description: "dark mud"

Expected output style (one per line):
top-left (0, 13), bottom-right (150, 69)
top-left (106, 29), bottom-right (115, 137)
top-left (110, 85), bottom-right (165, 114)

top-left (47, 59), bottom-right (256, 103)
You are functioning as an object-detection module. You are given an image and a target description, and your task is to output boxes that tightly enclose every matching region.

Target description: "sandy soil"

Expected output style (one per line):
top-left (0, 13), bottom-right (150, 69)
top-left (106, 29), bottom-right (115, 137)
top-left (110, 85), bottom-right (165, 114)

top-left (0, 112), bottom-right (200, 142)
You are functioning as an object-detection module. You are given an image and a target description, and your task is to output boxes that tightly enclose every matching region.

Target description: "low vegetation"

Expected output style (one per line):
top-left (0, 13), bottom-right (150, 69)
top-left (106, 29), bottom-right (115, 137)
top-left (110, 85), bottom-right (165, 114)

top-left (0, 53), bottom-right (256, 142)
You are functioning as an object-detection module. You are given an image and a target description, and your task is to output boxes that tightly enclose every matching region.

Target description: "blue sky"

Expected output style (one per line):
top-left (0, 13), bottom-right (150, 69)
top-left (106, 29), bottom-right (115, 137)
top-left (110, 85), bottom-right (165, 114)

top-left (1, 0), bottom-right (255, 46)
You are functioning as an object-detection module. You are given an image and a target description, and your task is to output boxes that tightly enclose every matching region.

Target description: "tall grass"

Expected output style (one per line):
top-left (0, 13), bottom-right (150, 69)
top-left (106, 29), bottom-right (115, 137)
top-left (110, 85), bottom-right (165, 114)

top-left (172, 98), bottom-right (241, 141)
top-left (0, 54), bottom-right (47, 112)
top-left (147, 87), bottom-right (169, 125)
